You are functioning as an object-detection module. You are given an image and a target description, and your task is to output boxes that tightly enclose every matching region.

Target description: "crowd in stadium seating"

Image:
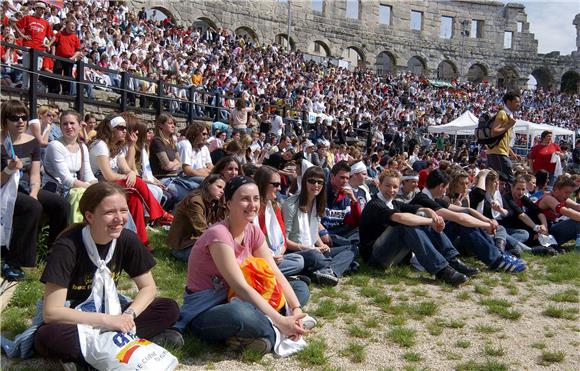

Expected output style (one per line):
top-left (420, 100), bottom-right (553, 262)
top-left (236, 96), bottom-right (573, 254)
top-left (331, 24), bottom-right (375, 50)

top-left (1, 0), bottom-right (580, 368)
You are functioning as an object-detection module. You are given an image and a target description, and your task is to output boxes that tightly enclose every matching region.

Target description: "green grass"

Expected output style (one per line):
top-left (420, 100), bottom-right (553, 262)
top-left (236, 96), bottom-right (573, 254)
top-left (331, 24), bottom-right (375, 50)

top-left (456, 291), bottom-right (471, 301)
top-left (360, 286), bottom-right (381, 298)
top-left (319, 286), bottom-right (349, 299)
top-left (387, 326), bottom-right (416, 348)
top-left (480, 298), bottom-right (522, 320)
top-left (549, 288), bottom-right (579, 303)
top-left (426, 320), bottom-right (444, 336)
top-left (409, 301), bottom-right (439, 319)
top-left (364, 317), bottom-right (380, 328)
top-left (347, 324), bottom-right (371, 338)
top-left (313, 299), bottom-right (338, 319)
top-left (337, 302), bottom-right (359, 314)
top-left (483, 344), bottom-right (505, 357)
top-left (389, 315), bottom-right (407, 326)
top-left (349, 275), bottom-right (370, 287)
top-left (530, 342), bottom-right (546, 349)
top-left (539, 350), bottom-right (565, 365)
top-left (296, 338), bottom-right (328, 367)
top-left (474, 285), bottom-right (492, 296)
top-left (372, 293), bottom-right (393, 306)
top-left (340, 342), bottom-right (366, 363)
top-left (455, 360), bottom-right (509, 371)
top-left (402, 351), bottom-right (423, 362)
top-left (544, 253), bottom-right (580, 283)
top-left (474, 324), bottom-right (500, 334)
top-left (542, 305), bottom-right (579, 320)
top-left (455, 340), bottom-right (471, 349)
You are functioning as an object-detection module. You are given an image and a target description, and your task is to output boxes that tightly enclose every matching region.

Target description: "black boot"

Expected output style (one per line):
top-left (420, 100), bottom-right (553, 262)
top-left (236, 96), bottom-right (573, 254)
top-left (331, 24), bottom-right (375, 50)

top-left (435, 266), bottom-right (468, 286)
top-left (448, 258), bottom-right (480, 277)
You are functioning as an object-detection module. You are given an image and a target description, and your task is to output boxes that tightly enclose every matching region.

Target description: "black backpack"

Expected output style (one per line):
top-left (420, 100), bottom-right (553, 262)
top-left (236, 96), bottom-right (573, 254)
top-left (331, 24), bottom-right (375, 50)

top-left (475, 112), bottom-right (504, 148)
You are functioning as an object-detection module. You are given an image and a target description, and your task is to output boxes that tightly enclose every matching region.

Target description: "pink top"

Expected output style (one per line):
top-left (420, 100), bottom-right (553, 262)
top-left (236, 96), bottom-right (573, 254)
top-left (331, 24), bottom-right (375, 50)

top-left (186, 221), bottom-right (265, 292)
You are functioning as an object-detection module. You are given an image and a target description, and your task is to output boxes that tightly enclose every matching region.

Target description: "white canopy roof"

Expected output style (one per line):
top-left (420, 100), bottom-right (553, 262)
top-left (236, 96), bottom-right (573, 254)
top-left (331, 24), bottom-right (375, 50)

top-left (428, 111), bottom-right (576, 144)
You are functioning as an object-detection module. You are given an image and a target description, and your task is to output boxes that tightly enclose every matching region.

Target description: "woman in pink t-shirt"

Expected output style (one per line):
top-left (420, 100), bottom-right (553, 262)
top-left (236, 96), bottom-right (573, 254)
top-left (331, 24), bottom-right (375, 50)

top-left (182, 176), bottom-right (311, 355)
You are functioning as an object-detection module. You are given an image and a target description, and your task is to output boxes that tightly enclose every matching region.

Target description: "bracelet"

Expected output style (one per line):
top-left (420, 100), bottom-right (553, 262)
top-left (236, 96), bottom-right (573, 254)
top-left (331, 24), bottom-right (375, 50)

top-left (3, 167), bottom-right (16, 175)
top-left (533, 225), bottom-right (541, 232)
top-left (291, 305), bottom-right (302, 311)
top-left (319, 229), bottom-right (329, 237)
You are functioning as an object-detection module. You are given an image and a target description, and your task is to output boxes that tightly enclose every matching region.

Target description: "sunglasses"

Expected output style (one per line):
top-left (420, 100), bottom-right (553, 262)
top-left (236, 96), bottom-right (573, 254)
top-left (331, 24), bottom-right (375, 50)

top-left (307, 179), bottom-right (325, 186)
top-left (7, 114), bottom-right (27, 122)
top-left (115, 126), bottom-right (127, 131)
top-left (270, 182), bottom-right (281, 188)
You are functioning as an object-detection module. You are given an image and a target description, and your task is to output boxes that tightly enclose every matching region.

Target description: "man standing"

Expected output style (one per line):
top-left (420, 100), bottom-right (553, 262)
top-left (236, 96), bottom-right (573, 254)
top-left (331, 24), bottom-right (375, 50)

top-left (486, 92), bottom-right (521, 186)
top-left (15, 1), bottom-right (53, 87)
top-left (52, 19), bottom-right (81, 94)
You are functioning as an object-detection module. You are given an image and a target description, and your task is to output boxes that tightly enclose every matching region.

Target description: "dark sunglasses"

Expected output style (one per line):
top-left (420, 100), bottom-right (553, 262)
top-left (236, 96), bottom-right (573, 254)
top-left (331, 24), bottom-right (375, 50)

top-left (270, 182), bottom-right (281, 188)
top-left (115, 126), bottom-right (127, 131)
top-left (7, 114), bottom-right (27, 122)
top-left (307, 179), bottom-right (325, 186)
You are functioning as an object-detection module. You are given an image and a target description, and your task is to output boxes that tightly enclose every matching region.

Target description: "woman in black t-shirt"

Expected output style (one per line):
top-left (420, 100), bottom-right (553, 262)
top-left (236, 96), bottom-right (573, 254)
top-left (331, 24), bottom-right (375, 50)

top-left (0, 100), bottom-right (69, 281)
top-left (34, 182), bottom-right (182, 366)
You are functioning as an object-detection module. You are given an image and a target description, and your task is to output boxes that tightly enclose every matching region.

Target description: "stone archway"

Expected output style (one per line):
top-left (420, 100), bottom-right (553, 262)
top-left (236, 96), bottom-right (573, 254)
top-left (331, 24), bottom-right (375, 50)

top-left (497, 66), bottom-right (520, 91)
top-left (407, 56), bottom-right (427, 76)
top-left (375, 51), bottom-right (396, 76)
top-left (235, 26), bottom-right (259, 45)
top-left (311, 40), bottom-right (331, 57)
top-left (194, 17), bottom-right (218, 32)
top-left (341, 46), bottom-right (366, 69)
top-left (531, 67), bottom-right (554, 91)
top-left (437, 60), bottom-right (458, 81)
top-left (467, 63), bottom-right (488, 83)
top-left (275, 33), bottom-right (295, 50)
top-left (560, 70), bottom-right (580, 93)
top-left (146, 6), bottom-right (174, 22)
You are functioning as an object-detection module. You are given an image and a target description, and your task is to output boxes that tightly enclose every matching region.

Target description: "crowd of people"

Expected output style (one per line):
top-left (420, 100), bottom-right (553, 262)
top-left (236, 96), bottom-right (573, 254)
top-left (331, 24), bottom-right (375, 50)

top-left (0, 0), bottom-right (579, 369)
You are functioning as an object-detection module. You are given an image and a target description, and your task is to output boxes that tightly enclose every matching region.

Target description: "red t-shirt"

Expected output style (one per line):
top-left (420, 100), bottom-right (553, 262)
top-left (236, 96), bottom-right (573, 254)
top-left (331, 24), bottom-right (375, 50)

top-left (418, 168), bottom-right (431, 190)
top-left (528, 143), bottom-right (561, 173)
top-left (16, 15), bottom-right (52, 50)
top-left (54, 31), bottom-right (80, 58)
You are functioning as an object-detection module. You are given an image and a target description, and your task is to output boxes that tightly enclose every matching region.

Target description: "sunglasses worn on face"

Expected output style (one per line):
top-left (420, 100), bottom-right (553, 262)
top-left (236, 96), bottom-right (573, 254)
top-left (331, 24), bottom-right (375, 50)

top-left (7, 114), bottom-right (27, 122)
top-left (307, 179), bottom-right (325, 186)
top-left (270, 182), bottom-right (281, 188)
top-left (115, 126), bottom-right (127, 131)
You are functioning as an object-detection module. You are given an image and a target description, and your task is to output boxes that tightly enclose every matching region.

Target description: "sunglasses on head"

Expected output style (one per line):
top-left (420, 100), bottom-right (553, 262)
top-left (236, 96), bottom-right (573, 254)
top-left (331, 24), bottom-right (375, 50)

top-left (7, 114), bottom-right (27, 122)
top-left (307, 179), bottom-right (325, 186)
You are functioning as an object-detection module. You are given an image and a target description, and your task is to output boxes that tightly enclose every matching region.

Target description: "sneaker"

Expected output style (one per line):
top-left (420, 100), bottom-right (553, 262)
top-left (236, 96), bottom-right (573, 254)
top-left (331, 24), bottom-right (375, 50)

top-left (435, 265), bottom-right (468, 286)
top-left (530, 246), bottom-right (558, 256)
top-left (226, 337), bottom-right (272, 355)
top-left (2, 264), bottom-right (25, 281)
top-left (60, 361), bottom-right (77, 371)
top-left (302, 315), bottom-right (317, 330)
top-left (490, 253), bottom-right (527, 273)
top-left (448, 258), bottom-right (480, 277)
top-left (312, 269), bottom-right (339, 286)
top-left (150, 328), bottom-right (184, 348)
top-left (288, 275), bottom-right (312, 286)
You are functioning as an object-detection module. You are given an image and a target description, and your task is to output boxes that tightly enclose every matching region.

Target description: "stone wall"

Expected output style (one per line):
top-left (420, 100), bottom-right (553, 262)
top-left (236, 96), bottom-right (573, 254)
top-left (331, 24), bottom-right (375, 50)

top-left (133, 0), bottom-right (579, 92)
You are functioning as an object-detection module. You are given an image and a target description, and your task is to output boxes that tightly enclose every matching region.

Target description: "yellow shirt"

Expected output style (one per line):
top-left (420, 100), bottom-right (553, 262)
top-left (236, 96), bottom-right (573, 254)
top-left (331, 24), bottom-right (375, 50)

top-left (486, 110), bottom-right (512, 156)
top-left (191, 74), bottom-right (202, 86)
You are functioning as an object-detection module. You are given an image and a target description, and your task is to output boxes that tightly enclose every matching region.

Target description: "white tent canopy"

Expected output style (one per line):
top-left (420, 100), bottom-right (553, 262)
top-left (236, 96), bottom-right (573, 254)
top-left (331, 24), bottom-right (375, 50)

top-left (428, 111), bottom-right (576, 146)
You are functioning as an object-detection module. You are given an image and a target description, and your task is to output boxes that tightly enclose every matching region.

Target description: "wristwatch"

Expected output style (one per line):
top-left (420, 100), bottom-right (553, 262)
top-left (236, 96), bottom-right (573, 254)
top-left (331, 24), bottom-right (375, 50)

top-left (123, 308), bottom-right (137, 319)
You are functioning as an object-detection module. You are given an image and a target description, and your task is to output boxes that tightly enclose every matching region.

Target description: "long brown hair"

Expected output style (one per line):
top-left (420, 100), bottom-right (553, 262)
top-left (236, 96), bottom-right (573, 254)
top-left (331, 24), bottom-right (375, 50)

top-left (299, 166), bottom-right (327, 217)
top-left (154, 112), bottom-right (176, 150)
top-left (182, 174), bottom-right (226, 224)
top-left (91, 113), bottom-right (125, 157)
top-left (254, 165), bottom-right (278, 205)
top-left (184, 121), bottom-right (208, 149)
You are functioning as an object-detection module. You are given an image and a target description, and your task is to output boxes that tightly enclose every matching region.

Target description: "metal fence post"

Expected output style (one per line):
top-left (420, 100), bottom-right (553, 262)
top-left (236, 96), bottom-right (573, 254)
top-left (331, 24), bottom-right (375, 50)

top-left (28, 48), bottom-right (38, 118)
top-left (156, 79), bottom-right (164, 117)
top-left (187, 86), bottom-right (195, 123)
top-left (120, 71), bottom-right (128, 112)
top-left (75, 59), bottom-right (84, 114)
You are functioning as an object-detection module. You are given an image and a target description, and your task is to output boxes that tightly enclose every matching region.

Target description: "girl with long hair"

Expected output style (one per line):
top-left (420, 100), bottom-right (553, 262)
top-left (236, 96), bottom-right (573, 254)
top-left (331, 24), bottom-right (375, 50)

top-left (167, 174), bottom-right (227, 261)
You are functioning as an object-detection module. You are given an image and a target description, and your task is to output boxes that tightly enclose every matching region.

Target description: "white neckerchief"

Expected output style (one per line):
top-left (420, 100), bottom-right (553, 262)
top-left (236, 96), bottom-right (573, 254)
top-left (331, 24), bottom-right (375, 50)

top-left (377, 191), bottom-right (394, 209)
top-left (77, 226), bottom-right (121, 316)
top-left (298, 199), bottom-right (318, 248)
top-left (264, 202), bottom-right (285, 255)
top-left (477, 190), bottom-right (503, 219)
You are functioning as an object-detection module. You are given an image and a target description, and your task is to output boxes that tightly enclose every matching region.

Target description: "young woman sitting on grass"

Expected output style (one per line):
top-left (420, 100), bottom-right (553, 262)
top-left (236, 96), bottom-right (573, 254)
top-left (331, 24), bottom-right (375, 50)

top-left (175, 176), bottom-right (313, 355)
top-left (167, 174), bottom-right (227, 262)
top-left (33, 182), bottom-right (182, 368)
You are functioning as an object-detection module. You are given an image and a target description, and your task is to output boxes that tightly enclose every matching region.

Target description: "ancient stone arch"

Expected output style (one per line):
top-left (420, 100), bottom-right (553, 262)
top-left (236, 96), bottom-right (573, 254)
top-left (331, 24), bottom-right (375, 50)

top-left (341, 46), bottom-right (366, 69)
top-left (560, 70), bottom-right (580, 93)
top-left (407, 56), bottom-right (427, 76)
top-left (194, 16), bottom-right (219, 32)
top-left (274, 33), bottom-right (296, 50)
top-left (437, 60), bottom-right (458, 81)
top-left (375, 51), bottom-right (397, 76)
top-left (497, 66), bottom-right (520, 91)
top-left (235, 26), bottom-right (259, 45)
top-left (530, 67), bottom-right (554, 91)
top-left (467, 63), bottom-right (489, 83)
top-left (311, 40), bottom-right (331, 57)
top-left (147, 6), bottom-right (174, 21)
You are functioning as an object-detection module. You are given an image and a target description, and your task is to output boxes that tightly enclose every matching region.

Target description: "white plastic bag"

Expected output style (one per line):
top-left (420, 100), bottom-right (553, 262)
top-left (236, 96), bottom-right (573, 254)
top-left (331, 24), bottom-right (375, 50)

top-left (538, 234), bottom-right (558, 247)
top-left (0, 136), bottom-right (20, 247)
top-left (79, 327), bottom-right (178, 371)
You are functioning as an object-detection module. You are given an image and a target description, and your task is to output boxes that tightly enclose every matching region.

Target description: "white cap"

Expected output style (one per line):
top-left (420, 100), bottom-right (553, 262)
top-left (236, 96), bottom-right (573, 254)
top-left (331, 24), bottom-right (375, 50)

top-left (110, 116), bottom-right (126, 128)
top-left (350, 161), bottom-right (367, 175)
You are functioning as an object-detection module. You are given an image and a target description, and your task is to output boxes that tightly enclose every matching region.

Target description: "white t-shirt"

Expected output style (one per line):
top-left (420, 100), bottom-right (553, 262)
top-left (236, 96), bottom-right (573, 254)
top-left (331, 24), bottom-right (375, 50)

top-left (271, 115), bottom-right (284, 137)
top-left (177, 140), bottom-right (212, 170)
top-left (89, 140), bottom-right (126, 176)
top-left (43, 140), bottom-right (96, 189)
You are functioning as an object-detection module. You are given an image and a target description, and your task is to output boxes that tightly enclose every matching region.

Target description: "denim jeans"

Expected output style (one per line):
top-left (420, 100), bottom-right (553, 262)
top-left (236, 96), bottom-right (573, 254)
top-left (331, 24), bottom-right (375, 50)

top-left (370, 225), bottom-right (452, 275)
top-left (550, 219), bottom-right (580, 246)
top-left (277, 253), bottom-right (305, 276)
top-left (505, 228), bottom-right (530, 248)
top-left (295, 245), bottom-right (355, 277)
top-left (444, 222), bottom-right (501, 266)
top-left (172, 246), bottom-right (193, 262)
top-left (188, 280), bottom-right (309, 345)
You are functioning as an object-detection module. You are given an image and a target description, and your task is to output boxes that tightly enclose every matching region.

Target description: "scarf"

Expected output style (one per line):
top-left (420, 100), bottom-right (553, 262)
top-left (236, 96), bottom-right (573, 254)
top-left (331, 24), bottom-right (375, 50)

top-left (141, 147), bottom-right (153, 181)
top-left (297, 199), bottom-right (319, 248)
top-left (477, 190), bottom-right (503, 220)
top-left (264, 202), bottom-right (285, 255)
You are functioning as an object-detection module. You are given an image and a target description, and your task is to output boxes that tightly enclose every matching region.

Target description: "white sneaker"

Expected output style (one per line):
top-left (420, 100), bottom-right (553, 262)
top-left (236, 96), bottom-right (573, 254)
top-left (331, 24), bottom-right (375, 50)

top-left (303, 315), bottom-right (317, 330)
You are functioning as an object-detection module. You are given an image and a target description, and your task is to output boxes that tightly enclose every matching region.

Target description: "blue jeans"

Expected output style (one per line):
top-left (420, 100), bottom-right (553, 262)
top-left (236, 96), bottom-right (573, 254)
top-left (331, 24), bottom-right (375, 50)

top-left (505, 228), bottom-right (530, 248)
top-left (172, 246), bottom-right (192, 262)
top-left (188, 280), bottom-right (309, 345)
top-left (444, 222), bottom-right (501, 266)
top-left (370, 225), bottom-right (453, 275)
top-left (295, 245), bottom-right (355, 277)
top-left (550, 219), bottom-right (580, 246)
top-left (278, 253), bottom-right (304, 276)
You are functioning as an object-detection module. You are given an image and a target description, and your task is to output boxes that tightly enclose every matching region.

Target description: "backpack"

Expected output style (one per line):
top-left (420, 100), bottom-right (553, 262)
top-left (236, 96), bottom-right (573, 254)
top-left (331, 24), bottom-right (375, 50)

top-left (475, 112), bottom-right (504, 148)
